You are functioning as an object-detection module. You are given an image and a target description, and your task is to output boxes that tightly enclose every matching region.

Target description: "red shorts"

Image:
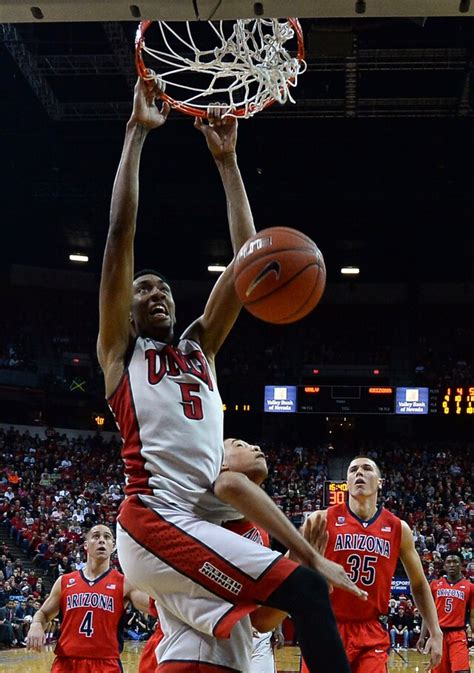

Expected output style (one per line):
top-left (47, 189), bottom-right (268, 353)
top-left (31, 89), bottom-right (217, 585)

top-left (51, 656), bottom-right (122, 672)
top-left (138, 629), bottom-right (163, 673)
top-left (300, 620), bottom-right (389, 673)
top-left (432, 630), bottom-right (470, 673)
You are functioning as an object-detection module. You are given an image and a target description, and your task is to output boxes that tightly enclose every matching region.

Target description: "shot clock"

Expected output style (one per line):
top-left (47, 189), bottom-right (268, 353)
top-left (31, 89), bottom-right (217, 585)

top-left (323, 480), bottom-right (348, 508)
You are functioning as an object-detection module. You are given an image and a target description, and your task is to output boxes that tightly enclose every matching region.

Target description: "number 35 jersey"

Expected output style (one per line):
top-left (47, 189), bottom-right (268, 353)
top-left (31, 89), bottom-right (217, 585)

top-left (325, 502), bottom-right (402, 622)
top-left (55, 568), bottom-right (125, 658)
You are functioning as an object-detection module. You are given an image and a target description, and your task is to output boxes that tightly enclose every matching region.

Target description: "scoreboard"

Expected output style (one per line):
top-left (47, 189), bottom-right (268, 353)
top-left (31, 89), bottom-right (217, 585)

top-left (438, 386), bottom-right (474, 416)
top-left (323, 480), bottom-right (348, 507)
top-left (299, 385), bottom-right (394, 415)
top-left (263, 384), bottom-right (474, 416)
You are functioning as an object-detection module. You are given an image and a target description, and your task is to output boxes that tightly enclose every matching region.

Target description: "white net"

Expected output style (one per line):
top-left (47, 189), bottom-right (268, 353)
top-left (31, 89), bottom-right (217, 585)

top-left (137, 18), bottom-right (307, 118)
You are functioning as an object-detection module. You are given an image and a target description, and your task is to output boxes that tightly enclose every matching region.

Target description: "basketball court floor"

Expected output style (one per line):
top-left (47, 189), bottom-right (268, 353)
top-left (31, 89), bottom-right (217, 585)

top-left (3, 642), bottom-right (472, 672)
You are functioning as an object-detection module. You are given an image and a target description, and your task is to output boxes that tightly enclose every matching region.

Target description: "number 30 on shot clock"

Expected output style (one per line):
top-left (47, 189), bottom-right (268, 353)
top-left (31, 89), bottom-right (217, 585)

top-left (323, 480), bottom-right (348, 507)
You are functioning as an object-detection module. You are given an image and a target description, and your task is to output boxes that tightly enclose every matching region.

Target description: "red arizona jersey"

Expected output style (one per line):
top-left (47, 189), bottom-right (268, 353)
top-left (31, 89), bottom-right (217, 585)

top-left (55, 568), bottom-right (125, 658)
top-left (326, 502), bottom-right (402, 622)
top-left (222, 519), bottom-right (270, 548)
top-left (430, 576), bottom-right (472, 628)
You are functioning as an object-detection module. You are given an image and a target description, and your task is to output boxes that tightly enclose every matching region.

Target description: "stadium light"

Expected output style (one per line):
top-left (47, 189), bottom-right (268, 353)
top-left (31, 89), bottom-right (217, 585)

top-left (69, 253), bottom-right (89, 263)
top-left (208, 264), bottom-right (226, 273)
top-left (340, 266), bottom-right (360, 275)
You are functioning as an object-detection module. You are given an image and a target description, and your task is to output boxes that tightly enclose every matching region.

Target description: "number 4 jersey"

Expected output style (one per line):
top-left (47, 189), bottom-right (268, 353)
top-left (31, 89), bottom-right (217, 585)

top-left (55, 568), bottom-right (125, 658)
top-left (325, 502), bottom-right (402, 622)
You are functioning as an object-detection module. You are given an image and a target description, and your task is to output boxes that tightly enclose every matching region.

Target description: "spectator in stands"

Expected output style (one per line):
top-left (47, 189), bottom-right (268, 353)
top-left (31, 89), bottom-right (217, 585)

top-left (125, 605), bottom-right (150, 642)
top-left (390, 606), bottom-right (412, 649)
top-left (411, 607), bottom-right (422, 647)
top-left (0, 602), bottom-right (15, 647)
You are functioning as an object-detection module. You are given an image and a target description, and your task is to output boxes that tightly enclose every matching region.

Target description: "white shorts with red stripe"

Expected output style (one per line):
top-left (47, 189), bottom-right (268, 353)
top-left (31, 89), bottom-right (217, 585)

top-left (117, 495), bottom-right (297, 641)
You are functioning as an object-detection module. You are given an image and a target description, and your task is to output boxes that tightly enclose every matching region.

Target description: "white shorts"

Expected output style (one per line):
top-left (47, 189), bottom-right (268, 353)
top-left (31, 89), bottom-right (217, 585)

top-left (250, 631), bottom-right (275, 673)
top-left (156, 604), bottom-right (253, 673)
top-left (117, 495), bottom-right (297, 639)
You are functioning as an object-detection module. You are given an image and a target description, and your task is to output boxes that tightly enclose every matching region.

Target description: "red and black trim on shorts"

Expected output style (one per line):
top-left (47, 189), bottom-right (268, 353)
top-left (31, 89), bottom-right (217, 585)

top-left (118, 494), bottom-right (298, 637)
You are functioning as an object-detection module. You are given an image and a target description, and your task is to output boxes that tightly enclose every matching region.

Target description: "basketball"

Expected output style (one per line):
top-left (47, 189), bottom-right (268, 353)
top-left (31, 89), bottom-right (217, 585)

top-left (233, 226), bottom-right (326, 324)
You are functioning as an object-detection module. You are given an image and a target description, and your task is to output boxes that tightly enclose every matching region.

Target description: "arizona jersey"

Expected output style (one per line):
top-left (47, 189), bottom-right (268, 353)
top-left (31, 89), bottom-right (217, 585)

top-left (109, 337), bottom-right (239, 523)
top-left (430, 576), bottom-right (472, 629)
top-left (55, 568), bottom-right (125, 658)
top-left (326, 502), bottom-right (402, 621)
top-left (223, 519), bottom-right (270, 548)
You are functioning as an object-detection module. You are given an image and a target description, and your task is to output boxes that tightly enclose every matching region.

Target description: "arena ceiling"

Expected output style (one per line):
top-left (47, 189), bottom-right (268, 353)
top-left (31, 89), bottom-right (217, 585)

top-left (1, 10), bottom-right (474, 284)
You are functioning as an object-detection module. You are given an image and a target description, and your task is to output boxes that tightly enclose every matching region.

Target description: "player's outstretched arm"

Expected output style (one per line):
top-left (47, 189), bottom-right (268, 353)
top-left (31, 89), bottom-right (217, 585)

top-left (186, 111), bottom-right (256, 366)
top-left (195, 110), bottom-right (255, 256)
top-left (26, 576), bottom-right (62, 652)
top-left (124, 579), bottom-right (153, 615)
top-left (97, 77), bottom-right (170, 396)
top-left (214, 471), bottom-right (367, 601)
top-left (399, 521), bottom-right (442, 669)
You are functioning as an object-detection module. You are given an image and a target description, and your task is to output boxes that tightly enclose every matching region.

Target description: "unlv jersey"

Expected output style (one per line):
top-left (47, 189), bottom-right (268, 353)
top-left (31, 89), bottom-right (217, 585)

top-left (326, 502), bottom-right (402, 621)
top-left (109, 337), bottom-right (239, 524)
top-left (430, 576), bottom-right (472, 628)
top-left (55, 568), bottom-right (125, 658)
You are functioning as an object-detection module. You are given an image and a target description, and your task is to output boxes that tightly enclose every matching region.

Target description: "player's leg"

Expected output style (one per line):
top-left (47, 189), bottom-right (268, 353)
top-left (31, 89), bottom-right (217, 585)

top-left (118, 499), bottom-right (349, 672)
top-left (430, 632), bottom-right (451, 673)
top-left (264, 566), bottom-right (350, 673)
top-left (446, 630), bottom-right (470, 673)
top-left (351, 650), bottom-right (389, 673)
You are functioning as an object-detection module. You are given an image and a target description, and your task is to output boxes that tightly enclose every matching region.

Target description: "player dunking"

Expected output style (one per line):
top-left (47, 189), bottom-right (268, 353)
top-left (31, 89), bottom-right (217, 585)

top-left (418, 551), bottom-right (473, 673)
top-left (301, 456), bottom-right (443, 673)
top-left (26, 524), bottom-right (150, 672)
top-left (98, 77), bottom-right (366, 673)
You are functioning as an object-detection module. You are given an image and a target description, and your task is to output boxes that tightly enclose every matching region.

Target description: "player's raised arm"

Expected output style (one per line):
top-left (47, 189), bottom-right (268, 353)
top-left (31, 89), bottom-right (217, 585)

top-left (26, 576), bottom-right (62, 652)
top-left (185, 111), bottom-right (256, 365)
top-left (97, 77), bottom-right (169, 395)
top-left (214, 470), bottom-right (368, 601)
top-left (399, 521), bottom-right (442, 669)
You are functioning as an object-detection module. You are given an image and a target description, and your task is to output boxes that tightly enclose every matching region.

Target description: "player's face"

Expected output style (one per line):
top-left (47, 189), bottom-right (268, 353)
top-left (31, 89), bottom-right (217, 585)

top-left (444, 554), bottom-right (462, 579)
top-left (223, 438), bottom-right (268, 485)
top-left (84, 526), bottom-right (115, 560)
top-left (131, 274), bottom-right (176, 341)
top-left (347, 458), bottom-right (382, 499)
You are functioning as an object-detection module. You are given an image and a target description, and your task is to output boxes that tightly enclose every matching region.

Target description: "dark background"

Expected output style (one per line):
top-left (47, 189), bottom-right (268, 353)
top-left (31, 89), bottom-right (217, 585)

top-left (1, 15), bottom-right (474, 283)
top-left (1, 14), bottom-right (473, 443)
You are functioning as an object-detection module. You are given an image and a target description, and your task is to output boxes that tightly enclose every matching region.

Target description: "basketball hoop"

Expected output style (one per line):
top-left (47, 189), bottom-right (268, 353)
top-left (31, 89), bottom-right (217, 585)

top-left (135, 18), bottom-right (306, 119)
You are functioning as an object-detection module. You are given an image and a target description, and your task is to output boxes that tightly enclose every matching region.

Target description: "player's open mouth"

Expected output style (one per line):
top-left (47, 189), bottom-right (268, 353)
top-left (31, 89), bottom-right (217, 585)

top-left (150, 304), bottom-right (168, 317)
top-left (355, 479), bottom-right (365, 485)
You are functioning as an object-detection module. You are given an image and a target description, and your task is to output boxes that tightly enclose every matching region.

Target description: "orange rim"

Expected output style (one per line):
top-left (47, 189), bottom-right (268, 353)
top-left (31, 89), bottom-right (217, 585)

top-left (134, 18), bottom-right (305, 119)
